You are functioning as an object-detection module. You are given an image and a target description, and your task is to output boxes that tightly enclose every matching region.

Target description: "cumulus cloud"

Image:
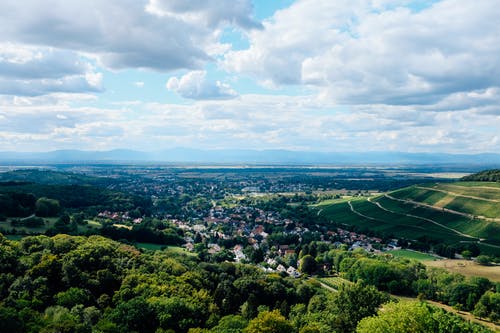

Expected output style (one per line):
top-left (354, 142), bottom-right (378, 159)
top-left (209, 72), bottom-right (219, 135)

top-left (0, 92), bottom-right (498, 153)
top-left (0, 45), bottom-right (88, 79)
top-left (0, 0), bottom-right (259, 71)
top-left (0, 75), bottom-right (103, 97)
top-left (224, 0), bottom-right (500, 105)
top-left (0, 44), bottom-right (102, 96)
top-left (146, 0), bottom-right (262, 30)
top-left (167, 70), bottom-right (238, 100)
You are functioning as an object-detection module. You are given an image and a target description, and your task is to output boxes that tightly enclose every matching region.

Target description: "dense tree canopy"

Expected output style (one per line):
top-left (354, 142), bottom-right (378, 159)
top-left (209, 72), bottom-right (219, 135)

top-left (0, 233), bottom-right (495, 332)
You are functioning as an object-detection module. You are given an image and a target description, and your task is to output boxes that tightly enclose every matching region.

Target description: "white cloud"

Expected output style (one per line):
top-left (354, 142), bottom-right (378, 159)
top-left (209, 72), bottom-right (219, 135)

top-left (224, 0), bottom-right (500, 105)
top-left (0, 0), bottom-right (259, 72)
top-left (0, 74), bottom-right (103, 97)
top-left (134, 81), bottom-right (145, 88)
top-left (0, 43), bottom-right (102, 96)
top-left (167, 70), bottom-right (238, 100)
top-left (0, 92), bottom-right (498, 153)
top-left (146, 0), bottom-right (262, 30)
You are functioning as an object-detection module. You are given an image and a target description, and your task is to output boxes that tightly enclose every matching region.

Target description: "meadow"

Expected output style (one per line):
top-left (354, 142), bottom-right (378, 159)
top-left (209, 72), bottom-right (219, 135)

top-left (388, 249), bottom-right (438, 261)
top-left (425, 259), bottom-right (500, 282)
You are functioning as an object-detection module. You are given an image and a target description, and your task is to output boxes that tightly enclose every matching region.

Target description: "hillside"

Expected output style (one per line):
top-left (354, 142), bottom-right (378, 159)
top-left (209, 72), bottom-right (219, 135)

top-left (462, 169), bottom-right (500, 182)
top-left (316, 181), bottom-right (500, 255)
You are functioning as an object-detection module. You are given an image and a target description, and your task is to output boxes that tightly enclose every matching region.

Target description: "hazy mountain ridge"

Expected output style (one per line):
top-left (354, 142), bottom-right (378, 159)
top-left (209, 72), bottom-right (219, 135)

top-left (1, 149), bottom-right (500, 165)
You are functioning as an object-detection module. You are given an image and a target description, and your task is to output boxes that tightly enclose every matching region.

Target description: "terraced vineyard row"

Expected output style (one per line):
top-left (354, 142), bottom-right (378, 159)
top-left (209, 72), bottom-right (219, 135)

top-left (315, 181), bottom-right (500, 255)
top-left (390, 182), bottom-right (500, 219)
top-left (318, 277), bottom-right (353, 290)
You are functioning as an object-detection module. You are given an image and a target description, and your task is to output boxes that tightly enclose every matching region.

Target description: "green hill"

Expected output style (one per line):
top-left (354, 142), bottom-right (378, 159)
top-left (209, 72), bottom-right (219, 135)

top-left (462, 169), bottom-right (500, 182)
top-left (316, 181), bottom-right (500, 255)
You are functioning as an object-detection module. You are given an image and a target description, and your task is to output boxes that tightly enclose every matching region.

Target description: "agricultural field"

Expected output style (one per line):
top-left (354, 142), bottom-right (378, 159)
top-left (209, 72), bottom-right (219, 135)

top-left (135, 242), bottom-right (166, 251)
top-left (135, 243), bottom-right (196, 257)
top-left (425, 259), bottom-right (500, 282)
top-left (372, 196), bottom-right (500, 244)
top-left (388, 249), bottom-right (438, 261)
top-left (0, 217), bottom-right (103, 235)
top-left (318, 276), bottom-right (353, 290)
top-left (390, 182), bottom-right (500, 219)
top-left (315, 181), bottom-right (500, 254)
top-left (0, 217), bottom-right (58, 234)
top-left (317, 197), bottom-right (472, 243)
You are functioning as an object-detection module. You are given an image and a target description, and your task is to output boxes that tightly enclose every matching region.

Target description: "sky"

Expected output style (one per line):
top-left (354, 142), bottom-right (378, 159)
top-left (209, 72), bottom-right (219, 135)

top-left (0, 0), bottom-right (499, 153)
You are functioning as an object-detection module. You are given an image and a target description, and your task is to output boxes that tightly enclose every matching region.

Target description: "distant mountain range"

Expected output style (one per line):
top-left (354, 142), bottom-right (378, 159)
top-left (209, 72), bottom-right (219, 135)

top-left (0, 149), bottom-right (500, 165)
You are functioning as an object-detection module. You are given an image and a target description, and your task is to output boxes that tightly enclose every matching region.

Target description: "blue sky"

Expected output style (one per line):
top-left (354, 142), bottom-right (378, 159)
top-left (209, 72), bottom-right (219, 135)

top-left (0, 0), bottom-right (499, 153)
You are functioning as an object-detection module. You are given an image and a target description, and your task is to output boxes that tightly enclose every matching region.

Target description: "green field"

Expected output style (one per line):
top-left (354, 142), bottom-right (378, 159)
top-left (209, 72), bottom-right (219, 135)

top-left (316, 181), bottom-right (500, 254)
top-left (5, 234), bottom-right (25, 241)
top-left (388, 249), bottom-right (438, 261)
top-left (318, 277), bottom-right (353, 290)
top-left (317, 198), bottom-right (471, 243)
top-left (136, 242), bottom-right (166, 251)
top-left (0, 217), bottom-right (58, 234)
top-left (135, 243), bottom-right (197, 256)
top-left (390, 182), bottom-right (500, 219)
top-left (372, 196), bottom-right (500, 244)
top-left (0, 218), bottom-right (103, 235)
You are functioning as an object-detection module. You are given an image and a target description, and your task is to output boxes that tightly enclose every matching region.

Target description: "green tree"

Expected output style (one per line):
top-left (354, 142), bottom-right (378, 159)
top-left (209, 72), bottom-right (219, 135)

top-left (299, 255), bottom-right (317, 275)
top-left (244, 310), bottom-right (293, 333)
top-left (55, 287), bottom-right (92, 308)
top-left (476, 255), bottom-right (491, 266)
top-left (328, 283), bottom-right (389, 333)
top-left (109, 297), bottom-right (157, 333)
top-left (35, 197), bottom-right (60, 217)
top-left (211, 315), bottom-right (248, 333)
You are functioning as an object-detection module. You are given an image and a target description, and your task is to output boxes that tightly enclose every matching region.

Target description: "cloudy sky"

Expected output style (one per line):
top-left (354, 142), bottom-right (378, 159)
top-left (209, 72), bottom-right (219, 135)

top-left (0, 0), bottom-right (499, 153)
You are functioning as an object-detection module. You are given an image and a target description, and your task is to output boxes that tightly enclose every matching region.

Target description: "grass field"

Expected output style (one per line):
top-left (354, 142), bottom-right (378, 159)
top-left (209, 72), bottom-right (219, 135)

top-left (136, 242), bottom-right (166, 251)
top-left (318, 276), bottom-right (353, 290)
top-left (317, 198), bottom-right (470, 243)
top-left (373, 196), bottom-right (500, 244)
top-left (0, 218), bottom-right (104, 235)
top-left (352, 199), bottom-right (470, 242)
top-left (390, 182), bottom-right (500, 219)
top-left (0, 217), bottom-right (57, 234)
top-left (135, 243), bottom-right (197, 256)
top-left (425, 259), bottom-right (500, 282)
top-left (388, 249), bottom-right (438, 261)
top-left (5, 234), bottom-right (25, 241)
top-left (315, 181), bottom-right (500, 254)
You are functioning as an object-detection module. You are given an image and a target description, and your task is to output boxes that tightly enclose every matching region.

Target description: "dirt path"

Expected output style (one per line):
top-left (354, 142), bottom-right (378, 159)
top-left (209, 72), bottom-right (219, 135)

top-left (416, 186), bottom-right (500, 203)
top-left (347, 199), bottom-right (428, 231)
top-left (347, 200), bottom-right (381, 222)
top-left (317, 281), bottom-right (338, 293)
top-left (368, 197), bottom-right (477, 239)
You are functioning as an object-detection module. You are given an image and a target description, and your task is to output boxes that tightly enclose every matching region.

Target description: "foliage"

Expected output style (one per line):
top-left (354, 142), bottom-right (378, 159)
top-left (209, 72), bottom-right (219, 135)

top-left (244, 310), bottom-right (292, 333)
top-left (357, 301), bottom-right (492, 333)
top-left (462, 170), bottom-right (500, 182)
top-left (0, 234), bottom-right (321, 333)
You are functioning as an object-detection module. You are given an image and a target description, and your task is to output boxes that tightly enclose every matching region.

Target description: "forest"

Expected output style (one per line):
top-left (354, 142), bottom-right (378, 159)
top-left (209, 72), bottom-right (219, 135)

top-left (0, 233), bottom-right (497, 333)
top-left (462, 170), bottom-right (500, 182)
